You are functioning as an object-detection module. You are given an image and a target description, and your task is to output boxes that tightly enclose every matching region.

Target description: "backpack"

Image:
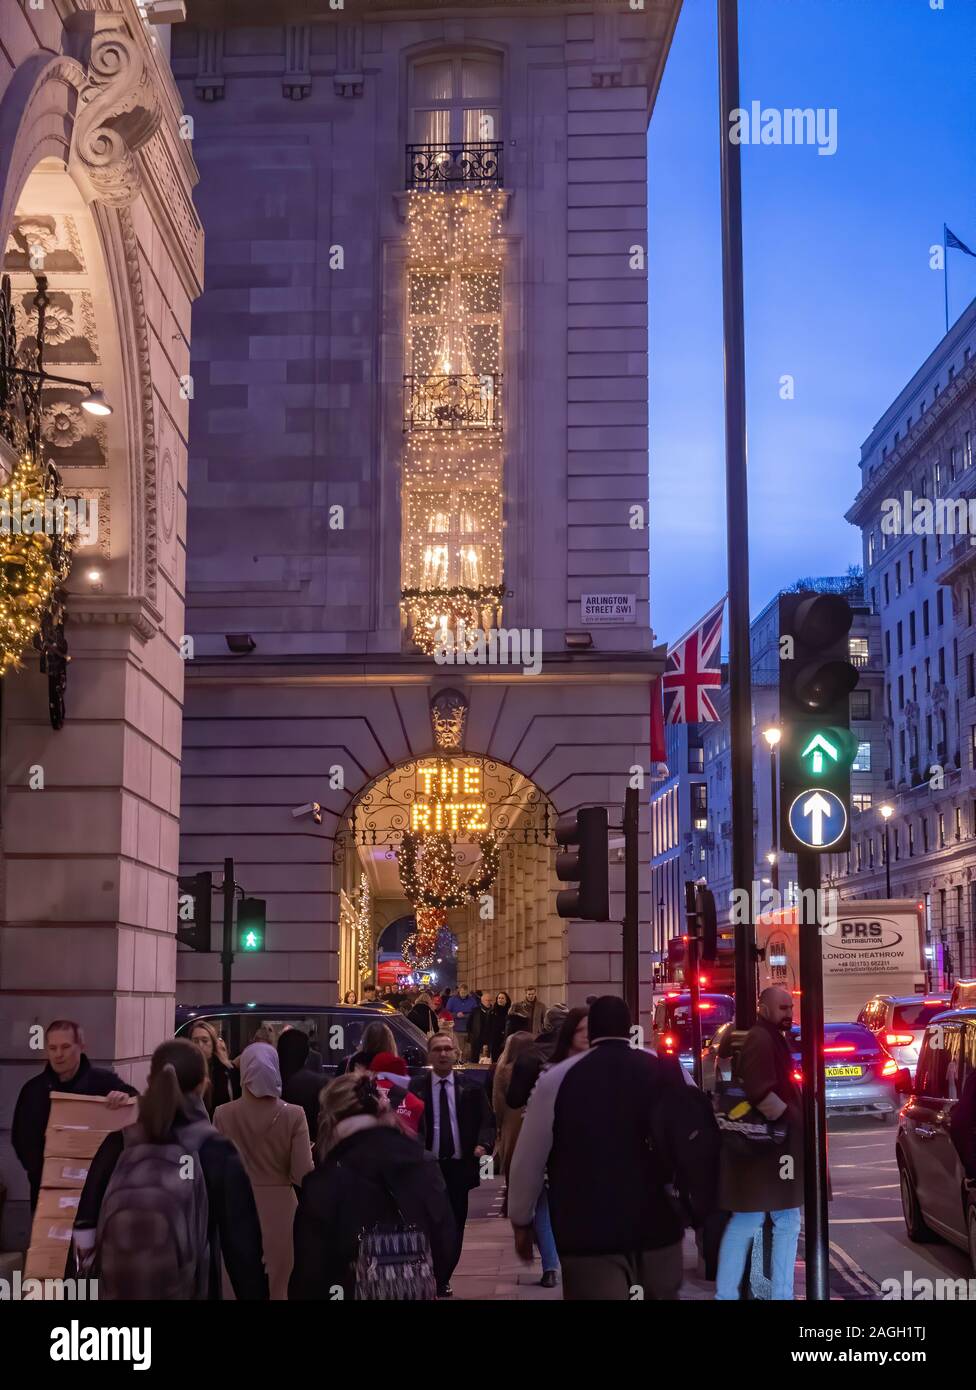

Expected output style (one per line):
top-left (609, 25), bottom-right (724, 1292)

top-left (95, 1121), bottom-right (211, 1300)
top-left (648, 1077), bottom-right (721, 1229)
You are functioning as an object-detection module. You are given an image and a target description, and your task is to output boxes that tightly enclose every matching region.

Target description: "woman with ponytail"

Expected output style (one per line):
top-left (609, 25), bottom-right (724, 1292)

top-left (74, 1039), bottom-right (268, 1299)
top-left (289, 1071), bottom-right (456, 1300)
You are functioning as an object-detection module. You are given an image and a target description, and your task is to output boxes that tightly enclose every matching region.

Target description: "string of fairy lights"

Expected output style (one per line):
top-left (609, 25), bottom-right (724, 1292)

top-left (401, 188), bottom-right (505, 652)
top-left (355, 872), bottom-right (371, 982)
top-left (0, 451), bottom-right (66, 675)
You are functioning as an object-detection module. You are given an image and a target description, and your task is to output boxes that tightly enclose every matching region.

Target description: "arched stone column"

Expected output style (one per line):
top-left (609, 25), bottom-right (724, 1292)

top-left (0, 3), bottom-right (202, 1249)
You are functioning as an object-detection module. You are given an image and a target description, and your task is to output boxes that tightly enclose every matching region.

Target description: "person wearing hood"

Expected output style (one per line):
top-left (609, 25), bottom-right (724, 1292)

top-left (277, 1028), bottom-right (325, 1140)
top-left (289, 1071), bottom-right (456, 1300)
top-left (214, 1042), bottom-right (314, 1299)
top-left (12, 1019), bottom-right (137, 1211)
top-left (485, 991), bottom-right (513, 1062)
top-left (71, 1038), bottom-right (267, 1300)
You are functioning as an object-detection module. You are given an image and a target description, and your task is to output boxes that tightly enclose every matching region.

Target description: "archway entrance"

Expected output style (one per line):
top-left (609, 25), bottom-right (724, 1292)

top-left (336, 755), bottom-right (563, 1005)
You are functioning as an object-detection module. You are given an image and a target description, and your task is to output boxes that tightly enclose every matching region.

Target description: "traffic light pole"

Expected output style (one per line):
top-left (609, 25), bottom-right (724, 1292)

top-left (684, 881), bottom-right (704, 1089)
top-left (221, 856), bottom-right (235, 1006)
top-left (797, 849), bottom-right (830, 1301)
top-left (622, 787), bottom-right (640, 1023)
top-left (718, 0), bottom-right (756, 1032)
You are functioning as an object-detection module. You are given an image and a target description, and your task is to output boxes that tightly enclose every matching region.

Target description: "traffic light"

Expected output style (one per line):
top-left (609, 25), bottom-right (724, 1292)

top-left (778, 591), bottom-right (860, 854)
top-left (555, 806), bottom-right (609, 920)
top-left (236, 897), bottom-right (266, 952)
top-left (177, 871), bottom-right (212, 952)
top-left (697, 885), bottom-right (718, 962)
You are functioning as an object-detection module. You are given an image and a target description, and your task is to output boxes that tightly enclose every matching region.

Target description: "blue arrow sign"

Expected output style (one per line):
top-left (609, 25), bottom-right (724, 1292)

top-left (787, 787), bottom-right (848, 850)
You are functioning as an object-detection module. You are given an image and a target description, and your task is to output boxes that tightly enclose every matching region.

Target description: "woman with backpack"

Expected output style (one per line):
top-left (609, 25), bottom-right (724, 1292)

top-left (213, 1041), bottom-right (313, 1300)
top-left (289, 1071), bottom-right (456, 1300)
top-left (72, 1038), bottom-right (267, 1300)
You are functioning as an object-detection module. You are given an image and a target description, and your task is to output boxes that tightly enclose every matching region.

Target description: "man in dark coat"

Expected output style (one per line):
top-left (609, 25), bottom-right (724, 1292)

top-left (277, 1028), bottom-right (326, 1143)
top-left (714, 986), bottom-right (804, 1300)
top-left (408, 1033), bottom-right (495, 1295)
top-left (466, 991), bottom-right (493, 1062)
top-left (11, 1020), bottom-right (137, 1210)
top-left (508, 995), bottom-right (688, 1300)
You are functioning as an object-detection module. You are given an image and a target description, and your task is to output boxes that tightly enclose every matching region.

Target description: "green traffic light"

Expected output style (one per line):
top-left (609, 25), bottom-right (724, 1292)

top-left (241, 928), bottom-right (261, 951)
top-left (801, 731), bottom-right (839, 776)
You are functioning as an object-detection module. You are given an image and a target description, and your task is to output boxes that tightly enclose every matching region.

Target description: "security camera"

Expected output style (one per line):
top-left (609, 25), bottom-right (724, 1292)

top-left (291, 802), bottom-right (322, 824)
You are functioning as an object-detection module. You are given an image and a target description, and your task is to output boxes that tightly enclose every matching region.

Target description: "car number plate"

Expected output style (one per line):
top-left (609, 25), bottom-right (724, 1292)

top-left (825, 1065), bottom-right (862, 1078)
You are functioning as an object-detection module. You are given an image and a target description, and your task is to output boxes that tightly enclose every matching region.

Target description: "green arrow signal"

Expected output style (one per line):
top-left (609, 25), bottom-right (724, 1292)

top-left (801, 732), bottom-right (839, 776)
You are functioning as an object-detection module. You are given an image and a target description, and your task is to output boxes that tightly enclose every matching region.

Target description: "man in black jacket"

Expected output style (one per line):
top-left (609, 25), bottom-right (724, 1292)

top-left (11, 1020), bottom-right (137, 1210)
top-left (408, 1033), bottom-right (494, 1294)
top-left (508, 995), bottom-right (687, 1300)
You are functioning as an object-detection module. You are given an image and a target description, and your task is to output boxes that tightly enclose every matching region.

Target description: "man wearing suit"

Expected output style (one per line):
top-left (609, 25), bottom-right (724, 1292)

top-left (409, 1032), bottom-right (494, 1296)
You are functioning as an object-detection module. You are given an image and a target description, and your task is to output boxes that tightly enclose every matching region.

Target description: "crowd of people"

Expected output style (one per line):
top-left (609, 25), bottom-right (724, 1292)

top-left (343, 981), bottom-right (550, 1065)
top-left (12, 988), bottom-right (973, 1302)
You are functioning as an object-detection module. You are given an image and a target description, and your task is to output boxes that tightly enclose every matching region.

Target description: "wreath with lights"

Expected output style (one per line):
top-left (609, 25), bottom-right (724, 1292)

top-left (397, 830), bottom-right (499, 911)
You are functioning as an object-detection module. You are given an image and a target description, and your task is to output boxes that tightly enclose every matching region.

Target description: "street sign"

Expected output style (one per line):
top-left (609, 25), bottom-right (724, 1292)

top-left (787, 787), bottom-right (848, 850)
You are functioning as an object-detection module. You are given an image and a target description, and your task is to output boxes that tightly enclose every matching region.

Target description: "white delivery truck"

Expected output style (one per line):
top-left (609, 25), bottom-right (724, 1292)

top-left (755, 898), bottom-right (926, 1023)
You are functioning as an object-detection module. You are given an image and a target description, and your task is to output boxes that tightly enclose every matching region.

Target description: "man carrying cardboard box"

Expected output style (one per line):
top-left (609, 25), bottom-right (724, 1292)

top-left (12, 1020), bottom-right (137, 1210)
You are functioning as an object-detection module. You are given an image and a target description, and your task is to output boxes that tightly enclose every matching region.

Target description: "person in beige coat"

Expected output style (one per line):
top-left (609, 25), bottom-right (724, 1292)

top-left (215, 1041), bottom-right (314, 1300)
top-left (491, 1030), bottom-right (537, 1184)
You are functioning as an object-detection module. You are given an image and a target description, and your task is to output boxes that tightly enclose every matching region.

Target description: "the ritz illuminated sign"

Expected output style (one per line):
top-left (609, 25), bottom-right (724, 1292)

top-left (410, 762), bottom-right (490, 834)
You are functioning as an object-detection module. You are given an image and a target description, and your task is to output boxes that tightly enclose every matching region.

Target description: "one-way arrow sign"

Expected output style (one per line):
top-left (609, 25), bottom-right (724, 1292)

top-left (787, 786), bottom-right (848, 851)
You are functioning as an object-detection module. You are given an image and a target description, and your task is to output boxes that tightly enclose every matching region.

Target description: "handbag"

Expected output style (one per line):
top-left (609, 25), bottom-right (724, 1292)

top-left (712, 1046), bottom-right (789, 1158)
top-left (352, 1171), bottom-right (436, 1301)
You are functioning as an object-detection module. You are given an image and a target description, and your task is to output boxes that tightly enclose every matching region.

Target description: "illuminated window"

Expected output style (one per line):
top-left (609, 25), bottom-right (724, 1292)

top-left (409, 54), bottom-right (502, 146)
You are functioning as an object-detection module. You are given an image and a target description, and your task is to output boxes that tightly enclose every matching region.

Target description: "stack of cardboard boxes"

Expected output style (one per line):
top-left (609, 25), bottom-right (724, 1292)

top-left (24, 1092), bottom-right (138, 1280)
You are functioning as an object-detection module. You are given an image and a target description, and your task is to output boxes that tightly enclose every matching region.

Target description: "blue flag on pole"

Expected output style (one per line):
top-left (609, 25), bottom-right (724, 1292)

top-left (946, 227), bottom-right (976, 258)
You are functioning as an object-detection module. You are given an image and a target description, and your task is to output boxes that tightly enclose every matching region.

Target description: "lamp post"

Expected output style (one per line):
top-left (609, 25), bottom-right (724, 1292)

top-left (762, 726), bottom-right (781, 896)
top-left (880, 803), bottom-right (894, 898)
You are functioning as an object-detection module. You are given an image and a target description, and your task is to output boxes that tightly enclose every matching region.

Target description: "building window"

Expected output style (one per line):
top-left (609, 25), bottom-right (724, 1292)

top-left (911, 666), bottom-right (918, 701)
top-left (923, 599), bottom-right (930, 637)
top-left (937, 589), bottom-right (945, 625)
top-left (895, 561), bottom-right (902, 596)
top-left (939, 647), bottom-right (946, 683)
top-left (967, 430), bottom-right (973, 471)
top-left (867, 836), bottom-right (875, 866)
top-left (968, 589), bottom-right (973, 626)
top-left (921, 537), bottom-right (928, 572)
top-left (849, 636), bottom-right (869, 667)
top-left (950, 446), bottom-right (957, 481)
top-left (688, 745), bottom-right (704, 774)
top-left (926, 712), bottom-right (933, 750)
top-left (884, 573), bottom-right (890, 605)
top-left (691, 782), bottom-right (707, 829)
top-left (935, 461), bottom-right (942, 495)
top-left (921, 817), bottom-right (929, 852)
top-left (409, 53), bottom-right (502, 146)
top-left (955, 805), bottom-right (963, 840)
top-left (939, 812), bottom-right (946, 847)
top-left (852, 741), bottom-right (872, 772)
top-left (908, 822), bottom-right (915, 857)
top-left (969, 653), bottom-right (975, 699)
top-left (909, 611), bottom-right (916, 647)
top-left (898, 674), bottom-right (905, 709)
top-left (908, 549), bottom-right (915, 585)
top-left (853, 792), bottom-right (873, 814)
top-left (897, 622), bottom-right (904, 656)
top-left (925, 656), bottom-right (931, 692)
top-left (885, 630), bottom-right (891, 664)
top-left (850, 689), bottom-right (871, 720)
top-left (894, 828), bottom-right (900, 861)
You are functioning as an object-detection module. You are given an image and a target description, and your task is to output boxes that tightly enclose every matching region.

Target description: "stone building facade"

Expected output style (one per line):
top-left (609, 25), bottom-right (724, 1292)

top-left (0, 2), bottom-right (202, 1246)
top-left (844, 297), bottom-right (976, 983)
top-left (172, 1), bottom-right (679, 1012)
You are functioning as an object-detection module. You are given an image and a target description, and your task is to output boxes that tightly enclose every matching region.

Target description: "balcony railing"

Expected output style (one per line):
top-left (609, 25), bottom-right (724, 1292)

top-left (403, 372), bottom-right (502, 431)
top-left (406, 141), bottom-right (503, 191)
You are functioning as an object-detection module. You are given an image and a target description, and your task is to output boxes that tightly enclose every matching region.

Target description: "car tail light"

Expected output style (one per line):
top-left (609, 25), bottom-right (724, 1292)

top-left (824, 1044), bottom-right (856, 1054)
top-left (662, 1034), bottom-right (676, 1052)
top-left (884, 1033), bottom-right (914, 1047)
top-left (792, 1068), bottom-right (802, 1083)
top-left (881, 1059), bottom-right (899, 1077)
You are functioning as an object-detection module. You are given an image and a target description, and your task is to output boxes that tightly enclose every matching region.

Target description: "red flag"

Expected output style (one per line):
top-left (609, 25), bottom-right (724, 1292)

top-left (649, 675), bottom-right (666, 765)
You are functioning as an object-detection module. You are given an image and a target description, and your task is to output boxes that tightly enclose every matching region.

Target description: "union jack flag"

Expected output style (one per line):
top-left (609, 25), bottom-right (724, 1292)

top-left (662, 597), bottom-right (725, 724)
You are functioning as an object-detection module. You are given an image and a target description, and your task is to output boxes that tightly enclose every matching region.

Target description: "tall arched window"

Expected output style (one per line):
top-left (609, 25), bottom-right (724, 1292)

top-left (409, 53), bottom-right (501, 146)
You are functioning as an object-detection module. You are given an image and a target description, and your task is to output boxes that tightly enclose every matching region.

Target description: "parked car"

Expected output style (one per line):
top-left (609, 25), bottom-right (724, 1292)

top-left (819, 1022), bottom-right (906, 1123)
top-left (857, 993), bottom-right (952, 1071)
top-left (700, 1020), bottom-right (737, 1095)
top-left (950, 979), bottom-right (976, 1011)
top-left (651, 991), bottom-right (735, 1075)
top-left (174, 1002), bottom-right (430, 1075)
top-left (896, 1008), bottom-right (976, 1271)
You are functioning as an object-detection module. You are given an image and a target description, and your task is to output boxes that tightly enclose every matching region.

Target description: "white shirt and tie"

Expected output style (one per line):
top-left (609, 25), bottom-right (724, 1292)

top-left (431, 1069), bottom-right (462, 1161)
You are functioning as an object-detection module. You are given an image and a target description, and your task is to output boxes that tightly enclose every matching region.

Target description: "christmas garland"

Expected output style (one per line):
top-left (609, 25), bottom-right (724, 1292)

top-left (397, 830), bottom-right (498, 910)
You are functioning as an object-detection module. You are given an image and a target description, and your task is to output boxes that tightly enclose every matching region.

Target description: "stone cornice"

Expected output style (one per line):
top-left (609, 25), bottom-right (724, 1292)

top-left (846, 356), bottom-right (976, 527)
top-left (68, 592), bottom-right (163, 642)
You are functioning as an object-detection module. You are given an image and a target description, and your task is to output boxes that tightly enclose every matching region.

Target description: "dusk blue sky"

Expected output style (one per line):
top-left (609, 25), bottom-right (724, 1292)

top-left (647, 0), bottom-right (976, 646)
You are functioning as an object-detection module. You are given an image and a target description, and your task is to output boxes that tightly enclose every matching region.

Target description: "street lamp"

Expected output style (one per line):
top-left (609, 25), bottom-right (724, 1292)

top-left (880, 803), bottom-right (894, 898)
top-left (762, 726), bottom-right (781, 896)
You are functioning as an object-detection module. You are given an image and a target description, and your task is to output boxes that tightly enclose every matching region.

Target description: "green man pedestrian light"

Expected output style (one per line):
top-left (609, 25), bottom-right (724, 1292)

top-left (236, 897), bottom-right (266, 953)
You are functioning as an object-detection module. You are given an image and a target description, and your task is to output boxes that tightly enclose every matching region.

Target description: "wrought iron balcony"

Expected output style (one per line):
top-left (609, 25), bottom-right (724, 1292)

top-left (403, 372), bottom-right (501, 431)
top-left (406, 141), bottom-right (502, 191)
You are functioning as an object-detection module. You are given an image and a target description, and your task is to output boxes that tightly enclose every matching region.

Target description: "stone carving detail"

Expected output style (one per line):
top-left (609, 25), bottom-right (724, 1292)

top-left (67, 487), bottom-right (111, 559)
top-left (42, 400), bottom-right (86, 448)
top-left (73, 19), bottom-right (163, 207)
top-left (195, 29), bottom-right (225, 101)
top-left (139, 130), bottom-right (203, 283)
top-left (118, 205), bottom-right (158, 608)
top-left (283, 26), bottom-right (312, 100)
top-left (430, 687), bottom-right (469, 751)
top-left (160, 449), bottom-right (175, 540)
top-left (4, 215), bottom-right (86, 275)
top-left (334, 22), bottom-right (365, 97)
